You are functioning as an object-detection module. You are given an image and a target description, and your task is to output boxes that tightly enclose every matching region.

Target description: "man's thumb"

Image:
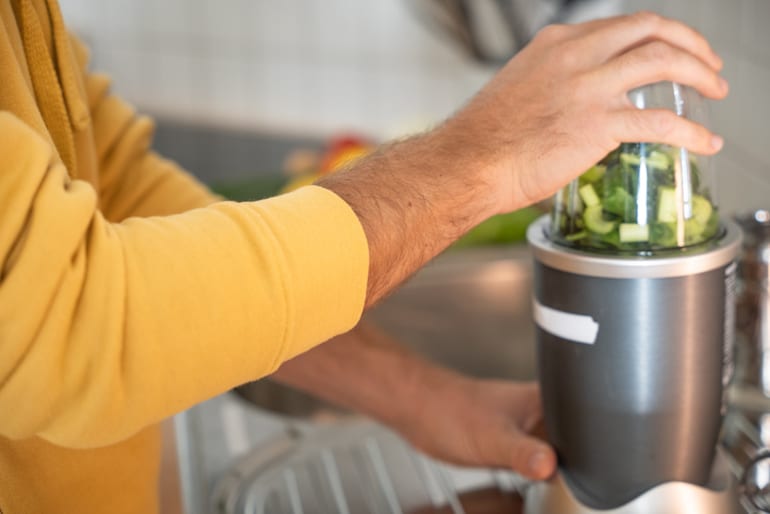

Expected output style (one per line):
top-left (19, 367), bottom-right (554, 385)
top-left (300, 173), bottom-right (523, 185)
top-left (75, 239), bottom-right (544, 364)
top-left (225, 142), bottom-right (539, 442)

top-left (507, 433), bottom-right (556, 481)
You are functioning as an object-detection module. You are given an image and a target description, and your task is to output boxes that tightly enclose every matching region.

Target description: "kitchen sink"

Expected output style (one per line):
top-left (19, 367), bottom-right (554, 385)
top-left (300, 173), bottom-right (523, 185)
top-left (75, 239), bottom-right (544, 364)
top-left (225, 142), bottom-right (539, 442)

top-left (234, 244), bottom-right (538, 418)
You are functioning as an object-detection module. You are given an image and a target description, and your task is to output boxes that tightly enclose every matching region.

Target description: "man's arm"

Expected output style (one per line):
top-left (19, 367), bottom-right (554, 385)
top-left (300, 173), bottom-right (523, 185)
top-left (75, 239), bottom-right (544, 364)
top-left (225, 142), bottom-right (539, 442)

top-left (68, 34), bottom-right (221, 219)
top-left (0, 12), bottom-right (726, 449)
top-left (272, 323), bottom-right (556, 480)
top-left (0, 113), bottom-right (368, 447)
top-left (320, 12), bottom-right (727, 307)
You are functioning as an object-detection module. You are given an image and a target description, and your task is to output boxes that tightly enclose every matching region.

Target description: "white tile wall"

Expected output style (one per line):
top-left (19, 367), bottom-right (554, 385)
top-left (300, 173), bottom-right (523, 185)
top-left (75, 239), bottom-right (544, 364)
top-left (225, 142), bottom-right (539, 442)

top-left (626, 0), bottom-right (770, 215)
top-left (60, 0), bottom-right (493, 139)
top-left (742, 0), bottom-right (770, 67)
top-left (60, 0), bottom-right (770, 214)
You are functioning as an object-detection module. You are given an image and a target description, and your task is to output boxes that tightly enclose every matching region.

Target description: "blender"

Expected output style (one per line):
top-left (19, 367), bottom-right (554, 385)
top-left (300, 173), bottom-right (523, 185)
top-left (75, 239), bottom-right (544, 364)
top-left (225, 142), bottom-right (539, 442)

top-left (525, 82), bottom-right (742, 513)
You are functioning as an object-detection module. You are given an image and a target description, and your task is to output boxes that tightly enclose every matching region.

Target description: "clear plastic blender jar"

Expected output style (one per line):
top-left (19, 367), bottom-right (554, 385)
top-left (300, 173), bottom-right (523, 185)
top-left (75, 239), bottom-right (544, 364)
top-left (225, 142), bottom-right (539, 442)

top-left (550, 81), bottom-right (719, 254)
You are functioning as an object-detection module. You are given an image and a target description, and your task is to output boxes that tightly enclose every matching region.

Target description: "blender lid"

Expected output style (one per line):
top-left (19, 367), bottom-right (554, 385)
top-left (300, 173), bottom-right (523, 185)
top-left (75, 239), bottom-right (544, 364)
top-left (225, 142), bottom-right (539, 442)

top-left (527, 216), bottom-right (742, 279)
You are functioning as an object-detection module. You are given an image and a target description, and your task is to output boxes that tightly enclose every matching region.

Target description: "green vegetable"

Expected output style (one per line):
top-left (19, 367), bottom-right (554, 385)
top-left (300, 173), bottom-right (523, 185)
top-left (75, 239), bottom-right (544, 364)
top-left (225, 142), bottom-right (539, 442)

top-left (650, 222), bottom-right (677, 247)
top-left (565, 230), bottom-right (587, 241)
top-left (604, 186), bottom-right (635, 220)
top-left (657, 186), bottom-right (677, 223)
top-left (583, 205), bottom-right (616, 235)
top-left (692, 194), bottom-right (713, 225)
top-left (211, 176), bottom-right (289, 201)
top-left (619, 223), bottom-right (649, 242)
top-left (556, 144), bottom-right (718, 252)
top-left (580, 165), bottom-right (606, 184)
top-left (454, 207), bottom-right (542, 248)
top-left (620, 150), bottom-right (670, 170)
top-left (685, 218), bottom-right (706, 244)
top-left (579, 183), bottom-right (600, 207)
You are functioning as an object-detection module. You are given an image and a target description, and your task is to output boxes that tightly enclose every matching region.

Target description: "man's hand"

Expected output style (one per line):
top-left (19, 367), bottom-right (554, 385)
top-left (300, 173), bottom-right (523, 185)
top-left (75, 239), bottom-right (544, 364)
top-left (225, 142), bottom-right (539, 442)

top-left (400, 377), bottom-right (555, 480)
top-left (319, 12), bottom-right (727, 308)
top-left (271, 323), bottom-right (555, 480)
top-left (444, 11), bottom-right (728, 212)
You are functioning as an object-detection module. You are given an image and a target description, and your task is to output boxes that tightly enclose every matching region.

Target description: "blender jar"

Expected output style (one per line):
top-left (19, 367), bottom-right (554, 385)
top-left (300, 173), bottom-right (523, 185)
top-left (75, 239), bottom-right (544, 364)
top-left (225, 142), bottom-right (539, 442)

top-left (551, 81), bottom-right (719, 254)
top-left (528, 81), bottom-right (742, 510)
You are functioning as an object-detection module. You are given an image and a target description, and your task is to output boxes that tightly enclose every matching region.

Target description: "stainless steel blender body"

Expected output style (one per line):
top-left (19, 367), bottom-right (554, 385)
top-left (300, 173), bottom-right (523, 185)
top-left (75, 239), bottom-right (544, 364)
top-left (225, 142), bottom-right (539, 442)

top-left (527, 216), bottom-right (741, 510)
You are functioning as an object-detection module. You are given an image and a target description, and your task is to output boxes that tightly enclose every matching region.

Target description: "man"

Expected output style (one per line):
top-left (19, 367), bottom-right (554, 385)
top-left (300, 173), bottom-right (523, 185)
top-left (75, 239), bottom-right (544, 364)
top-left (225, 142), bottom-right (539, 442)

top-left (0, 0), bottom-right (727, 512)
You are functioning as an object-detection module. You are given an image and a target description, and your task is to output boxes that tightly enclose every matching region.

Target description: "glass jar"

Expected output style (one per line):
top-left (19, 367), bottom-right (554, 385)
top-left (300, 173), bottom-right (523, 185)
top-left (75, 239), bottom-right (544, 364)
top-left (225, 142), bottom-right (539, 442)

top-left (550, 81), bottom-right (720, 254)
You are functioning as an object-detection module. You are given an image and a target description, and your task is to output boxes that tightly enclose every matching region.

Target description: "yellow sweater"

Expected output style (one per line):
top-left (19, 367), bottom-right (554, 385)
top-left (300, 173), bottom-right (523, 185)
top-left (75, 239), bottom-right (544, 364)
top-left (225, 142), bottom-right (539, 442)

top-left (0, 1), bottom-right (369, 512)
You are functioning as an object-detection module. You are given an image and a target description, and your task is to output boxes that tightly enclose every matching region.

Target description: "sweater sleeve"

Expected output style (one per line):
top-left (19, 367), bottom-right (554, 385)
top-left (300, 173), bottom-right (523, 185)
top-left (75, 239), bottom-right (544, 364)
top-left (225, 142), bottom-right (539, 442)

top-left (68, 34), bottom-right (220, 219)
top-left (0, 113), bottom-right (369, 448)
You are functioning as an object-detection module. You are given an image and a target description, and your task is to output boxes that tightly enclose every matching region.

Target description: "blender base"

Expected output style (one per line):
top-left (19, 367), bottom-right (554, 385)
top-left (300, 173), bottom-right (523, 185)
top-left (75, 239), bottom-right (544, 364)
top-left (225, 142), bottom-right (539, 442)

top-left (524, 450), bottom-right (740, 514)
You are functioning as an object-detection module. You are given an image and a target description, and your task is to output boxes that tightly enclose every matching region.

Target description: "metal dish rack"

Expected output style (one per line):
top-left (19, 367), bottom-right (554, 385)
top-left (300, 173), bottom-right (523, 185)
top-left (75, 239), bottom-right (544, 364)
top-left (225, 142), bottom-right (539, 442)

top-left (209, 420), bottom-right (527, 514)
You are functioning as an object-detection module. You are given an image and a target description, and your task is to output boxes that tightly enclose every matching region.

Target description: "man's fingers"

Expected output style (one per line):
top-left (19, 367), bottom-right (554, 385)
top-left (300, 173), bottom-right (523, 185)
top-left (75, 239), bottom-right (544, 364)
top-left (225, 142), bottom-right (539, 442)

top-left (571, 11), bottom-right (721, 71)
top-left (594, 41), bottom-right (728, 100)
top-left (505, 430), bottom-right (557, 481)
top-left (612, 108), bottom-right (724, 155)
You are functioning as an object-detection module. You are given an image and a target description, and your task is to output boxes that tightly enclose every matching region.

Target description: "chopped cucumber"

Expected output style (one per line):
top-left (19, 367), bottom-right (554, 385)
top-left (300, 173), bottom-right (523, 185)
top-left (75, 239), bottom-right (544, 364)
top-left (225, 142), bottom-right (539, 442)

top-left (583, 205), bottom-right (616, 235)
top-left (558, 144), bottom-right (718, 251)
top-left (650, 222), bottom-right (677, 247)
top-left (692, 194), bottom-right (713, 226)
top-left (580, 164), bottom-right (606, 183)
top-left (619, 152), bottom-right (640, 166)
top-left (579, 183), bottom-right (600, 207)
top-left (604, 186), bottom-right (635, 220)
top-left (657, 186), bottom-right (678, 223)
top-left (657, 189), bottom-right (714, 226)
top-left (619, 223), bottom-right (649, 242)
top-left (620, 152), bottom-right (640, 166)
top-left (620, 150), bottom-right (671, 170)
top-left (685, 218), bottom-right (706, 245)
top-left (647, 150), bottom-right (672, 170)
top-left (565, 230), bottom-right (587, 241)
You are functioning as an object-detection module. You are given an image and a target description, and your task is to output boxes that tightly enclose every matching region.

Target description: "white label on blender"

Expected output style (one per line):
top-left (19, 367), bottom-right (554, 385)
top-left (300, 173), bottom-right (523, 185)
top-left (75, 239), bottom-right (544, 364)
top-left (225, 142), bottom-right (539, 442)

top-left (532, 299), bottom-right (599, 345)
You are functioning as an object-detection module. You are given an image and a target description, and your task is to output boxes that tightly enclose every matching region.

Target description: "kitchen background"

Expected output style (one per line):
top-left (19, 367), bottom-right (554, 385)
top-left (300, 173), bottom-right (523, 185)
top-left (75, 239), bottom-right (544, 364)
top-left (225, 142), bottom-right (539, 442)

top-left (59, 0), bottom-right (770, 214)
top-left (51, 3), bottom-right (770, 512)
